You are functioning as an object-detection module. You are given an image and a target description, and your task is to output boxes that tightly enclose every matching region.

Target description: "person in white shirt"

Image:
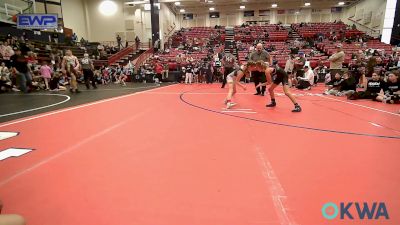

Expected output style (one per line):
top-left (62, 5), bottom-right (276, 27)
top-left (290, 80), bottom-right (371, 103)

top-left (296, 66), bottom-right (314, 90)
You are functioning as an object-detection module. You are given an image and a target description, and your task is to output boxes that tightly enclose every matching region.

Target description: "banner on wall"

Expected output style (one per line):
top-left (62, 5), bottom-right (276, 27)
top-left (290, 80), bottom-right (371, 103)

top-left (17, 14), bottom-right (58, 29)
top-left (259, 10), bottom-right (270, 16)
top-left (331, 7), bottom-right (343, 13)
top-left (312, 9), bottom-right (322, 13)
top-left (277, 10), bottom-right (285, 14)
top-left (244, 10), bottom-right (254, 17)
top-left (183, 13), bottom-right (194, 20)
top-left (209, 12), bottom-right (220, 18)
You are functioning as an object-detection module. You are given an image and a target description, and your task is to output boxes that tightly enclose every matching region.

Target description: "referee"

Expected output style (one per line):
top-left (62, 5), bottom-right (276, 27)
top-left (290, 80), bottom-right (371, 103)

top-left (249, 43), bottom-right (272, 95)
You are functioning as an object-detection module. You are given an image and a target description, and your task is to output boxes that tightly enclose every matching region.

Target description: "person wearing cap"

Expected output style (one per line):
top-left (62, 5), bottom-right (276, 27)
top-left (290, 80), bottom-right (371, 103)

top-left (221, 49), bottom-right (237, 88)
top-left (249, 43), bottom-right (272, 95)
top-left (10, 48), bottom-right (31, 93)
top-left (61, 49), bottom-right (81, 93)
top-left (329, 44), bottom-right (345, 77)
top-left (80, 53), bottom-right (97, 89)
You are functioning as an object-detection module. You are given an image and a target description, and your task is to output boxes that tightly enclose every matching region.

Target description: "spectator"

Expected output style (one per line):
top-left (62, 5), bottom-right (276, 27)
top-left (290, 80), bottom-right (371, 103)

top-left (324, 72), bottom-right (344, 95)
top-left (135, 36), bottom-right (141, 51)
top-left (116, 35), bottom-right (123, 50)
top-left (72, 33), bottom-right (78, 43)
top-left (347, 73), bottom-right (385, 100)
top-left (204, 61), bottom-right (213, 84)
top-left (154, 62), bottom-right (163, 84)
top-left (284, 55), bottom-right (295, 86)
top-left (10, 48), bottom-right (31, 93)
top-left (377, 72), bottom-right (400, 103)
top-left (163, 63), bottom-right (169, 80)
top-left (337, 72), bottom-right (357, 96)
top-left (1, 42), bottom-right (14, 68)
top-left (175, 54), bottom-right (183, 72)
top-left (115, 68), bottom-right (128, 86)
top-left (49, 72), bottom-right (67, 91)
top-left (313, 63), bottom-right (327, 84)
top-left (293, 53), bottom-right (306, 79)
top-left (296, 66), bottom-right (314, 90)
top-left (154, 39), bottom-right (160, 53)
top-left (185, 64), bottom-right (193, 84)
top-left (40, 61), bottom-right (53, 90)
top-left (329, 44), bottom-right (345, 76)
top-left (0, 62), bottom-right (12, 92)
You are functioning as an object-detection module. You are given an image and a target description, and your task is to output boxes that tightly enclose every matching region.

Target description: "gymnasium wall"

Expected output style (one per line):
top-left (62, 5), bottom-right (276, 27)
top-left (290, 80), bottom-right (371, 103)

top-left (178, 7), bottom-right (344, 28)
top-left (83, 0), bottom-right (125, 42)
top-left (61, 1), bottom-right (177, 45)
top-left (340, 0), bottom-right (386, 36)
top-left (159, 3), bottom-right (178, 47)
top-left (61, 0), bottom-right (88, 39)
top-left (123, 7), bottom-right (152, 44)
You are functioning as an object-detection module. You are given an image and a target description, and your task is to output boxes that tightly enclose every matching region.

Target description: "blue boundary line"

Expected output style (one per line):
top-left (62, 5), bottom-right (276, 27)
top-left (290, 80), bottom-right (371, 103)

top-left (179, 90), bottom-right (400, 140)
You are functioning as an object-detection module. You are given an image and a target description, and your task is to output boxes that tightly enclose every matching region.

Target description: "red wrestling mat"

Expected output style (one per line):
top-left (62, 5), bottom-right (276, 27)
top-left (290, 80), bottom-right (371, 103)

top-left (1, 84), bottom-right (399, 225)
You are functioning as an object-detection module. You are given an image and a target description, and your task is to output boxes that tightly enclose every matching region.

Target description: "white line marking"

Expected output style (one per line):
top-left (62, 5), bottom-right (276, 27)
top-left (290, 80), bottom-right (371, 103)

top-left (295, 90), bottom-right (400, 117)
top-left (0, 148), bottom-right (33, 161)
top-left (0, 109), bottom-right (150, 187)
top-left (369, 122), bottom-right (383, 127)
top-left (0, 84), bottom-right (177, 128)
top-left (0, 94), bottom-right (71, 118)
top-left (80, 85), bottom-right (160, 91)
top-left (221, 108), bottom-right (253, 111)
top-left (318, 94), bottom-right (400, 116)
top-left (255, 147), bottom-right (298, 225)
top-left (221, 110), bottom-right (257, 114)
top-left (0, 132), bottom-right (19, 140)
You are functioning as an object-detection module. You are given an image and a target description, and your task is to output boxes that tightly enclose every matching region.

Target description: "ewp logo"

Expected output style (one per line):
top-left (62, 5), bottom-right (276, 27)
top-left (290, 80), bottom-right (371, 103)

top-left (322, 202), bottom-right (389, 220)
top-left (17, 14), bottom-right (58, 29)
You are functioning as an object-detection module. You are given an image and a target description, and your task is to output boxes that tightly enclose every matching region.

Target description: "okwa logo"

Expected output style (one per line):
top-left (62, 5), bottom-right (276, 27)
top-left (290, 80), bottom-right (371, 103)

top-left (322, 202), bottom-right (389, 220)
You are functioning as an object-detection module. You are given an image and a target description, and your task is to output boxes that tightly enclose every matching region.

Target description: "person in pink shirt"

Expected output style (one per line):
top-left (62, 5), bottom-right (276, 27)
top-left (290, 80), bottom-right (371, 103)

top-left (40, 61), bottom-right (53, 90)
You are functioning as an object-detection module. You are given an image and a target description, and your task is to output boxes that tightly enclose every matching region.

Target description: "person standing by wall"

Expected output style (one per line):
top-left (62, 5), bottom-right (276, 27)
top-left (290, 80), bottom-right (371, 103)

top-left (116, 35), bottom-right (123, 50)
top-left (249, 43), bottom-right (271, 96)
top-left (135, 36), bottom-right (141, 52)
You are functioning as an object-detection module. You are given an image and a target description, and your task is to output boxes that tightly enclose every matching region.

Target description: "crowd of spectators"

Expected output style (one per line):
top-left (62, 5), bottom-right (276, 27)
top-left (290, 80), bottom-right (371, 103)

top-left (1, 22), bottom-right (399, 104)
top-left (0, 32), bottom-right (137, 93)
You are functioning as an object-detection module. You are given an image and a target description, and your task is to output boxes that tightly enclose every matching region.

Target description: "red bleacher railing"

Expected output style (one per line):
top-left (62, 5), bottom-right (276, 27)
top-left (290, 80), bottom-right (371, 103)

top-left (108, 46), bottom-right (135, 64)
top-left (134, 48), bottom-right (154, 72)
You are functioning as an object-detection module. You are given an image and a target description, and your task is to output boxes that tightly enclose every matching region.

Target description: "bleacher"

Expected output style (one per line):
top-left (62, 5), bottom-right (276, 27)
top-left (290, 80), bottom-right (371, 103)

top-left (171, 27), bottom-right (225, 47)
top-left (292, 22), bottom-right (364, 39)
top-left (155, 27), bottom-right (224, 70)
top-left (234, 25), bottom-right (288, 42)
top-left (317, 39), bottom-right (394, 66)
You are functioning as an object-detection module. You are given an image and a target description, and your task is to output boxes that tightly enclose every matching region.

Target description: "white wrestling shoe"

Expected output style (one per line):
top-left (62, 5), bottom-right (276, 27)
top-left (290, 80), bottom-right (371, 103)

top-left (226, 102), bottom-right (237, 109)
